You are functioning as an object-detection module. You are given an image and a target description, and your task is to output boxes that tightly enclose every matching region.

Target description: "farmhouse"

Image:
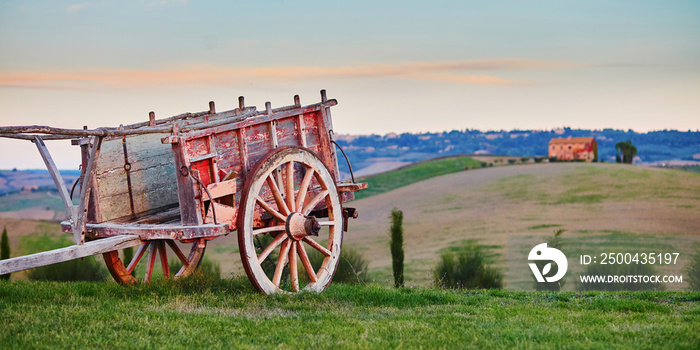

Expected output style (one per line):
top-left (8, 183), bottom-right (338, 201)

top-left (548, 137), bottom-right (597, 162)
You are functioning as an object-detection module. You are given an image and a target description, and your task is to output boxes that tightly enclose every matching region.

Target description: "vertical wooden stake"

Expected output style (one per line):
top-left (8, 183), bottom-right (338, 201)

top-left (149, 112), bottom-right (156, 127)
top-left (294, 95), bottom-right (300, 106)
top-left (208, 101), bottom-right (216, 114)
top-left (265, 101), bottom-right (272, 115)
top-left (238, 96), bottom-right (245, 109)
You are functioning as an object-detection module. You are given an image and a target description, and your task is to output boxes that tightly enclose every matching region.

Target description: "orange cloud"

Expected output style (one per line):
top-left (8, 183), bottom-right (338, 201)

top-left (0, 59), bottom-right (581, 89)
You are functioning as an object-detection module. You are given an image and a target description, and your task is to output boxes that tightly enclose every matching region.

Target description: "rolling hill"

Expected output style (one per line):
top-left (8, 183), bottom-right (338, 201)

top-left (343, 161), bottom-right (700, 286)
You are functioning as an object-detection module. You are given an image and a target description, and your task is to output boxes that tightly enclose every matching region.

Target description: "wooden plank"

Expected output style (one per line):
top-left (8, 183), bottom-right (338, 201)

top-left (204, 202), bottom-right (237, 225)
top-left (203, 179), bottom-right (236, 201)
top-left (95, 133), bottom-right (179, 222)
top-left (171, 136), bottom-right (202, 225)
top-left (337, 183), bottom-right (368, 192)
top-left (178, 100), bottom-right (336, 142)
top-left (0, 235), bottom-right (142, 275)
top-left (189, 152), bottom-right (217, 163)
top-left (317, 108), bottom-right (338, 180)
top-left (85, 222), bottom-right (228, 240)
top-left (76, 136), bottom-right (102, 244)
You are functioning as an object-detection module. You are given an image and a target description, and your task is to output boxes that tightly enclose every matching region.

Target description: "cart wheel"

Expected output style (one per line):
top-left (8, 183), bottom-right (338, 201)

top-left (238, 146), bottom-right (343, 294)
top-left (102, 238), bottom-right (206, 283)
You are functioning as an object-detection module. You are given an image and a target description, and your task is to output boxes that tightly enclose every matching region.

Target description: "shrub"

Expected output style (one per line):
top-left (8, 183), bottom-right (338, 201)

top-left (123, 246), bottom-right (135, 277)
top-left (507, 159), bottom-right (517, 164)
top-left (169, 255), bottom-right (221, 280)
top-left (1, 227), bottom-right (10, 280)
top-left (27, 256), bottom-right (107, 282)
top-left (433, 241), bottom-right (503, 289)
top-left (305, 245), bottom-right (371, 285)
top-left (389, 208), bottom-right (404, 288)
top-left (520, 157), bottom-right (530, 163)
top-left (23, 232), bottom-right (107, 282)
top-left (682, 243), bottom-right (700, 291)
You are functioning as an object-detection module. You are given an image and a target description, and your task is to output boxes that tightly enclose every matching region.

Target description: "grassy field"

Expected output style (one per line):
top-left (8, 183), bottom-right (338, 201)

top-left (354, 156), bottom-right (484, 200)
top-left (1, 279), bottom-right (699, 349)
top-left (346, 163), bottom-right (700, 286)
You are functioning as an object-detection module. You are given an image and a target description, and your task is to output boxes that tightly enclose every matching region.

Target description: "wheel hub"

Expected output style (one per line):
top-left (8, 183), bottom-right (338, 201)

top-left (285, 212), bottom-right (320, 241)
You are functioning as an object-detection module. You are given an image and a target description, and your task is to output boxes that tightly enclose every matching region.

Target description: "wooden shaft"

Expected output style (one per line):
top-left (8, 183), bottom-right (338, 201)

top-left (297, 242), bottom-right (317, 283)
top-left (289, 241), bottom-right (299, 292)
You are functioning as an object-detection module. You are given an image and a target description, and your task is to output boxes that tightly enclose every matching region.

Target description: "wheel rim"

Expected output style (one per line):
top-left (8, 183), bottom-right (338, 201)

top-left (103, 238), bottom-right (206, 283)
top-left (238, 147), bottom-right (343, 294)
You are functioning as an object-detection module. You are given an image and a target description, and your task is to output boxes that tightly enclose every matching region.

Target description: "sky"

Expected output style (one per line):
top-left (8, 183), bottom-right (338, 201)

top-left (0, 0), bottom-right (699, 169)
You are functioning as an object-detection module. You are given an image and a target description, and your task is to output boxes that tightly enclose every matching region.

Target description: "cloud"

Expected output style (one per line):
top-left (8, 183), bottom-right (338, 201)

top-left (0, 59), bottom-right (582, 89)
top-left (66, 3), bottom-right (88, 12)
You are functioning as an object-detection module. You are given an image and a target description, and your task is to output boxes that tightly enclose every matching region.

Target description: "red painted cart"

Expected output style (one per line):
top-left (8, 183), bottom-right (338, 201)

top-left (0, 90), bottom-right (366, 294)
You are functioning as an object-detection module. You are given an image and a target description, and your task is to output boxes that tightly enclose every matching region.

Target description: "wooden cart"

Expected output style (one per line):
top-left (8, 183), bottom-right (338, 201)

top-left (0, 90), bottom-right (366, 294)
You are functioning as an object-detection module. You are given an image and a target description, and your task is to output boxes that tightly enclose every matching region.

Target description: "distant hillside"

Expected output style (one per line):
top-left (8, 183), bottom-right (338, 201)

top-left (336, 128), bottom-right (700, 176)
top-left (345, 162), bottom-right (700, 286)
top-left (0, 169), bottom-right (80, 195)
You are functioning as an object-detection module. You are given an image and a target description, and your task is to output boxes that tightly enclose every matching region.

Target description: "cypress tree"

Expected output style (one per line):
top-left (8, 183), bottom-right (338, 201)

top-left (1, 227), bottom-right (10, 280)
top-left (389, 208), bottom-right (404, 288)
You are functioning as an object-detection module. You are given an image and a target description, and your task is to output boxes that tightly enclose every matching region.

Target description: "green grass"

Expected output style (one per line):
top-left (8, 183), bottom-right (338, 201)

top-left (354, 156), bottom-right (483, 200)
top-left (1, 280), bottom-right (698, 349)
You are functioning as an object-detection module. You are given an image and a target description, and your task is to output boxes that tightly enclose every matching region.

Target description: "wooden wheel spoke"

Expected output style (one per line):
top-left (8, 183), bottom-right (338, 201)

top-left (295, 167), bottom-right (314, 212)
top-left (267, 175), bottom-right (290, 216)
top-left (272, 240), bottom-right (292, 287)
top-left (253, 225), bottom-right (286, 236)
top-left (285, 161), bottom-right (295, 212)
top-left (238, 147), bottom-right (343, 294)
top-left (302, 189), bottom-right (329, 215)
top-left (256, 196), bottom-right (287, 222)
top-left (303, 236), bottom-right (332, 257)
top-left (297, 241), bottom-right (317, 283)
top-left (145, 242), bottom-right (157, 282)
top-left (289, 241), bottom-right (299, 292)
top-left (104, 238), bottom-right (206, 284)
top-left (166, 240), bottom-right (189, 267)
top-left (126, 243), bottom-right (148, 274)
top-left (258, 234), bottom-right (287, 263)
top-left (158, 241), bottom-right (170, 278)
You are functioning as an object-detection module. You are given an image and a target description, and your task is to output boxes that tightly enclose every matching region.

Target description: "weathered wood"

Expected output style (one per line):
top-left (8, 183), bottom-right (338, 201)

top-left (318, 105), bottom-right (339, 181)
top-left (0, 235), bottom-right (142, 275)
top-left (95, 133), bottom-right (178, 222)
top-left (0, 107), bottom-right (257, 141)
top-left (75, 136), bottom-right (102, 244)
top-left (174, 100), bottom-right (336, 142)
top-left (337, 182), bottom-right (368, 192)
top-left (171, 136), bottom-right (203, 225)
top-left (203, 179), bottom-right (236, 201)
top-left (63, 221), bottom-right (229, 240)
top-left (204, 202), bottom-right (236, 225)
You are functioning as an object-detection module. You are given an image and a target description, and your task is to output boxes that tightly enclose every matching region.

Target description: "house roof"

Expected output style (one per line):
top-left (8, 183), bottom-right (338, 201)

top-left (549, 137), bottom-right (596, 145)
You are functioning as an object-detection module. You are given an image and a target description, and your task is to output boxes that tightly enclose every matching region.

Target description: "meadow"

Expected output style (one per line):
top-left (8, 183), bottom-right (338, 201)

top-left (1, 278), bottom-right (699, 349)
top-left (345, 162), bottom-right (700, 285)
top-left (1, 160), bottom-right (700, 348)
